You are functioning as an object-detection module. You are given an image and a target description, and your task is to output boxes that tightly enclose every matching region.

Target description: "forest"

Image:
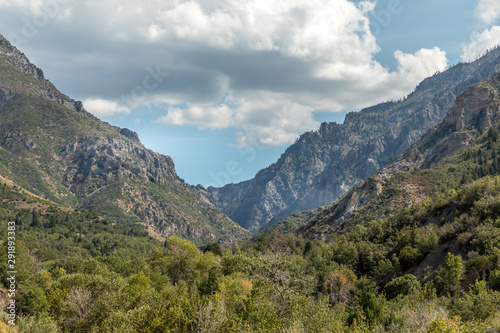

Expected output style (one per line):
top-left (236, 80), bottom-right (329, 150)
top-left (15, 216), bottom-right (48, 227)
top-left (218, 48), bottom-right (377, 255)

top-left (1, 171), bottom-right (500, 332)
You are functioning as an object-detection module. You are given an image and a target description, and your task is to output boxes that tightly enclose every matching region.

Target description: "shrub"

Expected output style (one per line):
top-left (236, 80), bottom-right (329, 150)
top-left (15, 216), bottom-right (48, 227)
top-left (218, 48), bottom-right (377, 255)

top-left (384, 274), bottom-right (421, 299)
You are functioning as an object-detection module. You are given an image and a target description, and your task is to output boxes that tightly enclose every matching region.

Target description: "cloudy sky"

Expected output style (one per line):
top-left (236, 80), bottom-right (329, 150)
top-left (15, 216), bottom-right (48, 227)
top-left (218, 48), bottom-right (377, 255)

top-left (1, 0), bottom-right (500, 187)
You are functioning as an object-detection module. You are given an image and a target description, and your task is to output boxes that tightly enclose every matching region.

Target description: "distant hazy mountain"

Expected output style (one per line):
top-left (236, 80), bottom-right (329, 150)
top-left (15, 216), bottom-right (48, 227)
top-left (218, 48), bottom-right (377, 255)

top-left (0, 34), bottom-right (250, 245)
top-left (209, 47), bottom-right (500, 232)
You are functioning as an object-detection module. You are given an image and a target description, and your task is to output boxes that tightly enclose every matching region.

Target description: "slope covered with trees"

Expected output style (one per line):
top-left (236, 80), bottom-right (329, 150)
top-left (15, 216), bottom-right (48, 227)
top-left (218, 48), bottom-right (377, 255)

top-left (1, 175), bottom-right (500, 332)
top-left (0, 34), bottom-right (249, 245)
top-left (298, 73), bottom-right (500, 239)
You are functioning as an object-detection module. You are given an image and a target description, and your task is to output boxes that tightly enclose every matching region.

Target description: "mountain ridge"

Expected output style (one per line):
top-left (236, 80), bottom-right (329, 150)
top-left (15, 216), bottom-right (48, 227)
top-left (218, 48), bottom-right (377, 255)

top-left (209, 47), bottom-right (500, 232)
top-left (297, 73), bottom-right (500, 239)
top-left (0, 33), bottom-right (250, 245)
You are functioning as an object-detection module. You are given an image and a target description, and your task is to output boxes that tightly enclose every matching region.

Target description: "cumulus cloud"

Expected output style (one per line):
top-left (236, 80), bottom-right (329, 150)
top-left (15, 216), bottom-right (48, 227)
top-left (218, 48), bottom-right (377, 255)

top-left (157, 104), bottom-right (234, 130)
top-left (83, 98), bottom-right (131, 118)
top-left (462, 0), bottom-right (500, 62)
top-left (474, 0), bottom-right (500, 25)
top-left (154, 0), bottom-right (377, 60)
top-left (462, 26), bottom-right (500, 62)
top-left (157, 96), bottom-right (317, 147)
top-left (0, 0), bottom-right (449, 147)
top-left (395, 47), bottom-right (448, 82)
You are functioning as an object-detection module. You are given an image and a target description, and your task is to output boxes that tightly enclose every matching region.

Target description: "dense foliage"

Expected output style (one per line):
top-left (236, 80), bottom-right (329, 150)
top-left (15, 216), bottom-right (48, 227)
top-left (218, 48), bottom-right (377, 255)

top-left (1, 176), bottom-right (500, 332)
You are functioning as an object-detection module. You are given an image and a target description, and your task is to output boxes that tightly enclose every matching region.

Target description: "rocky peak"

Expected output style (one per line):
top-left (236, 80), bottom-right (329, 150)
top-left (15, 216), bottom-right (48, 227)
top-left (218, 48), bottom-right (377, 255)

top-left (119, 128), bottom-right (141, 144)
top-left (444, 79), bottom-right (500, 133)
top-left (0, 34), bottom-right (142, 145)
top-left (0, 33), bottom-right (45, 81)
top-left (0, 33), bottom-right (101, 121)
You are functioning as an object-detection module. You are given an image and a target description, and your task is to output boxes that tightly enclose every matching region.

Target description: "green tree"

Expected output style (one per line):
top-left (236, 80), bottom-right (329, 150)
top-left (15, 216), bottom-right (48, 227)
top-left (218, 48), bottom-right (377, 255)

top-left (165, 237), bottom-right (217, 285)
top-left (384, 274), bottom-right (421, 299)
top-left (437, 253), bottom-right (463, 295)
top-left (204, 242), bottom-right (223, 256)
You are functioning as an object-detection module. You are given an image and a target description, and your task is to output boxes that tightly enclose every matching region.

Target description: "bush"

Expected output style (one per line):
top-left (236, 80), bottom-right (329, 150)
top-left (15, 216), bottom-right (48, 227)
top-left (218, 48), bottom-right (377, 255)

top-left (436, 253), bottom-right (463, 296)
top-left (384, 274), bottom-right (421, 299)
top-left (16, 315), bottom-right (59, 333)
top-left (17, 287), bottom-right (49, 316)
top-left (399, 246), bottom-right (421, 269)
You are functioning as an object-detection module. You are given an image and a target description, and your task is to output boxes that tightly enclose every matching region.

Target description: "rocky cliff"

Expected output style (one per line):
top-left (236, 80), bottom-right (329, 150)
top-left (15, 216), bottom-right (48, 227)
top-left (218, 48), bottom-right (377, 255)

top-left (0, 34), bottom-right (250, 245)
top-left (299, 73), bottom-right (500, 239)
top-left (209, 47), bottom-right (500, 233)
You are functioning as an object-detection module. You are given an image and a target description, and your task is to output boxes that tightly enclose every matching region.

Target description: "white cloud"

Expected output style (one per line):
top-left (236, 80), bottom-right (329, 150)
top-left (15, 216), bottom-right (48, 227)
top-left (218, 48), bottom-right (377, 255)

top-left (157, 96), bottom-right (317, 147)
top-left (462, 0), bottom-right (500, 62)
top-left (462, 26), bottom-right (500, 62)
top-left (395, 47), bottom-right (448, 82)
top-left (157, 104), bottom-right (234, 129)
top-left (146, 24), bottom-right (166, 41)
top-left (83, 98), bottom-right (131, 118)
top-left (317, 47), bottom-right (447, 89)
top-left (155, 0), bottom-right (377, 62)
top-left (231, 98), bottom-right (317, 147)
top-left (0, 0), bottom-right (450, 147)
top-left (474, 0), bottom-right (500, 25)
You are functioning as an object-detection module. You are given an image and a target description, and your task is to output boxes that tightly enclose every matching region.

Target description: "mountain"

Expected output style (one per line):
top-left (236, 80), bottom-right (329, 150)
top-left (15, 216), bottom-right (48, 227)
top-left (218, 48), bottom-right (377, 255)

top-left (208, 47), bottom-right (500, 233)
top-left (0, 34), bottom-right (250, 245)
top-left (297, 73), bottom-right (500, 239)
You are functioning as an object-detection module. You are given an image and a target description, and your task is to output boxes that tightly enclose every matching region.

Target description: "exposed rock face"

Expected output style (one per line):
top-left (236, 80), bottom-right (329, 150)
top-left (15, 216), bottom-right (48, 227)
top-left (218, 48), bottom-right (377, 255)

top-left (119, 128), bottom-right (141, 144)
top-left (209, 47), bottom-right (500, 233)
top-left (0, 34), bottom-right (45, 80)
top-left (0, 87), bottom-right (15, 102)
top-left (300, 74), bottom-right (500, 237)
top-left (60, 137), bottom-right (177, 187)
top-left (0, 33), bottom-right (249, 245)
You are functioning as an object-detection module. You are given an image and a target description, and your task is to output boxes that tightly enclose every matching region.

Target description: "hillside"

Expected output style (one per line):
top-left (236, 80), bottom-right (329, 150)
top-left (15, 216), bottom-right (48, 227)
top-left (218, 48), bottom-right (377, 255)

top-left (0, 34), bottom-right (250, 245)
top-left (297, 73), bottom-right (500, 239)
top-left (209, 47), bottom-right (500, 232)
top-left (2, 163), bottom-right (500, 332)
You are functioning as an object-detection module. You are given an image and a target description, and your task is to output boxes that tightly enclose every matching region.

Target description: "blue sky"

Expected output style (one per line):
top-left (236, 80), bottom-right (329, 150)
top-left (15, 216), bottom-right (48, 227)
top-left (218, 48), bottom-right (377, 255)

top-left (1, 0), bottom-right (499, 187)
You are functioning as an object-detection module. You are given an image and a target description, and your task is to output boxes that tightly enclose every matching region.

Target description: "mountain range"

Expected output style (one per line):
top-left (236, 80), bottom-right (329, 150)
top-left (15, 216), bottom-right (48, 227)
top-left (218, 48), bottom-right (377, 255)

top-left (3, 31), bottom-right (500, 246)
top-left (272, 72), bottom-right (500, 242)
top-left (208, 48), bottom-right (500, 232)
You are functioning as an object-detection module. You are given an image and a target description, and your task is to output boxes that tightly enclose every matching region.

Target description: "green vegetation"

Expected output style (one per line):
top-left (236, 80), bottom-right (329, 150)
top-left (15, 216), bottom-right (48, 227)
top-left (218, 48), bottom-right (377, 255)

top-left (1, 174), bottom-right (500, 332)
top-left (299, 120), bottom-right (500, 239)
top-left (262, 207), bottom-right (323, 236)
